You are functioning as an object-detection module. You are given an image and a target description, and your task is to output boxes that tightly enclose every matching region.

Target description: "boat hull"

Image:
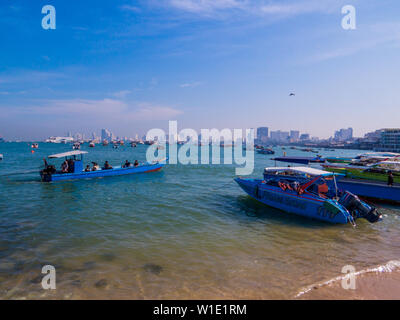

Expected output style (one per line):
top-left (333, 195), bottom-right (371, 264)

top-left (235, 178), bottom-right (349, 224)
top-left (41, 163), bottom-right (164, 182)
top-left (337, 178), bottom-right (400, 202)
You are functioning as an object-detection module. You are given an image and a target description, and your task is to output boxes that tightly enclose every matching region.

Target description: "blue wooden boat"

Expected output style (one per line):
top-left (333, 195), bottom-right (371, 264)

top-left (40, 151), bottom-right (165, 182)
top-left (336, 178), bottom-right (400, 203)
top-left (235, 167), bottom-right (381, 225)
top-left (272, 156), bottom-right (325, 165)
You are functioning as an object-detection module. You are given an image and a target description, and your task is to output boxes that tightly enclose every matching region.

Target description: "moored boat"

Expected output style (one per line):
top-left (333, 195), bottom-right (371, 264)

top-left (235, 167), bottom-right (381, 224)
top-left (325, 157), bottom-right (352, 164)
top-left (0, 154), bottom-right (3, 160)
top-left (257, 148), bottom-right (275, 155)
top-left (272, 155), bottom-right (325, 165)
top-left (31, 143), bottom-right (39, 149)
top-left (40, 151), bottom-right (165, 182)
top-left (322, 160), bottom-right (400, 184)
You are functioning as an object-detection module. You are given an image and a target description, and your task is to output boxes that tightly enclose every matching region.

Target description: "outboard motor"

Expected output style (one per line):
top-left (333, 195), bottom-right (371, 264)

top-left (339, 191), bottom-right (382, 223)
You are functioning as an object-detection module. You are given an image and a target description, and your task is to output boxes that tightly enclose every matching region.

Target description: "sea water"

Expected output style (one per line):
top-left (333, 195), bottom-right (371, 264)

top-left (0, 143), bottom-right (399, 299)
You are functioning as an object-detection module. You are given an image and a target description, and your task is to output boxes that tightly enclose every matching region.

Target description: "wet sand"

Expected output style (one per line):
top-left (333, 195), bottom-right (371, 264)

top-left (297, 270), bottom-right (400, 300)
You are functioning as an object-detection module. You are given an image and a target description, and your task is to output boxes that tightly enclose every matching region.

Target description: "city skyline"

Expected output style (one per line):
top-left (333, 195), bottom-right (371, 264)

top-left (1, 1), bottom-right (400, 140)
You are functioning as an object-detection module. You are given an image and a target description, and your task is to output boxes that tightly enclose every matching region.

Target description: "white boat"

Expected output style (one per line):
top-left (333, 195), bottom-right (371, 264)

top-left (45, 136), bottom-right (74, 144)
top-left (0, 154), bottom-right (3, 160)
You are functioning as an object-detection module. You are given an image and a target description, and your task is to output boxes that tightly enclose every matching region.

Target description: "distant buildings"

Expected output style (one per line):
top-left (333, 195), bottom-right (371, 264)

top-left (363, 129), bottom-right (383, 143)
top-left (334, 128), bottom-right (353, 142)
top-left (377, 129), bottom-right (400, 152)
top-left (256, 127), bottom-right (269, 143)
top-left (256, 126), bottom-right (305, 144)
top-left (290, 130), bottom-right (300, 142)
top-left (101, 129), bottom-right (112, 142)
top-left (300, 133), bottom-right (310, 141)
top-left (270, 130), bottom-right (289, 143)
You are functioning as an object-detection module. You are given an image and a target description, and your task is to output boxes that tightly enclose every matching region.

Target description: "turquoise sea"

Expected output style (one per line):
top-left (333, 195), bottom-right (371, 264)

top-left (0, 142), bottom-right (400, 299)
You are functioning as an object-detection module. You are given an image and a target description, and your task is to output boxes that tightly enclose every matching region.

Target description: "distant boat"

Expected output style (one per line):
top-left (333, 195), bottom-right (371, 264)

top-left (89, 142), bottom-right (95, 148)
top-left (45, 137), bottom-right (74, 144)
top-left (235, 167), bottom-right (381, 224)
top-left (0, 154), bottom-right (3, 160)
top-left (272, 155), bottom-right (325, 165)
top-left (102, 140), bottom-right (109, 146)
top-left (73, 142), bottom-right (81, 150)
top-left (40, 151), bottom-right (166, 182)
top-left (130, 142), bottom-right (137, 148)
top-left (31, 143), bottom-right (39, 149)
top-left (257, 148), bottom-right (275, 155)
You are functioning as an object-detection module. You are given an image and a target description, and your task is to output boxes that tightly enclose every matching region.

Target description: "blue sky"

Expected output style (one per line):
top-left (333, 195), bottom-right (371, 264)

top-left (0, 0), bottom-right (400, 140)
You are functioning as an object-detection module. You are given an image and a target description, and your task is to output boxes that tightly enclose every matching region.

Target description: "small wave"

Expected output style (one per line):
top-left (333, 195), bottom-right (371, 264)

top-left (295, 260), bottom-right (400, 298)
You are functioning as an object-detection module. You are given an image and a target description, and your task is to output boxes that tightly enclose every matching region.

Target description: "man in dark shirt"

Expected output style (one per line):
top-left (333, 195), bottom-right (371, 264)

top-left (388, 171), bottom-right (394, 186)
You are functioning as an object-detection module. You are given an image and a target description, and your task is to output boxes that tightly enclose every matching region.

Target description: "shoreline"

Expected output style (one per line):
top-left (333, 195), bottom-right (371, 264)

top-left (296, 261), bottom-right (400, 300)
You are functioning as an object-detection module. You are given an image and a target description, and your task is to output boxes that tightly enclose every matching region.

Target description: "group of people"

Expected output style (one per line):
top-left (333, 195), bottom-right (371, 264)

top-left (84, 162), bottom-right (100, 172)
top-left (61, 159), bottom-right (75, 173)
top-left (81, 160), bottom-right (140, 172)
top-left (122, 160), bottom-right (139, 168)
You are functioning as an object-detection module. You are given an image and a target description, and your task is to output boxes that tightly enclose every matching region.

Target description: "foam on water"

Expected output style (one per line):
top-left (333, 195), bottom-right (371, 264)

top-left (295, 260), bottom-right (400, 298)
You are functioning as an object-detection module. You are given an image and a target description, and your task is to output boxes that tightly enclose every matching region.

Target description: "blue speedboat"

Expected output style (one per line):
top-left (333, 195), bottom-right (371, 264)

top-left (40, 151), bottom-right (165, 182)
top-left (235, 167), bottom-right (381, 225)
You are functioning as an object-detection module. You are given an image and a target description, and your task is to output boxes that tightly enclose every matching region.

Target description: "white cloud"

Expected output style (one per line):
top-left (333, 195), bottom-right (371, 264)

top-left (167, 0), bottom-right (341, 17)
top-left (169, 0), bottom-right (246, 14)
top-left (260, 0), bottom-right (339, 16)
top-left (112, 90), bottom-right (132, 98)
top-left (120, 5), bottom-right (141, 13)
top-left (310, 22), bottom-right (400, 62)
top-left (180, 81), bottom-right (202, 88)
top-left (12, 98), bottom-right (183, 122)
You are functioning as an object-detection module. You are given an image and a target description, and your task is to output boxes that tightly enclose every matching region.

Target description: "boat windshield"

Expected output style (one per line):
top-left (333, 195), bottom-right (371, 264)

top-left (303, 176), bottom-right (338, 199)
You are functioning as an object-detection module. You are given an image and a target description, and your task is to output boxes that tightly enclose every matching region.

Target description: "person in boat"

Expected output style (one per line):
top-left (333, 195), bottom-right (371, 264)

top-left (67, 159), bottom-right (74, 173)
top-left (388, 171), bottom-right (394, 186)
top-left (61, 160), bottom-right (69, 173)
top-left (134, 160), bottom-right (139, 167)
top-left (103, 161), bottom-right (113, 170)
top-left (92, 162), bottom-right (100, 171)
top-left (85, 165), bottom-right (91, 172)
top-left (122, 160), bottom-right (131, 168)
top-left (43, 158), bottom-right (56, 175)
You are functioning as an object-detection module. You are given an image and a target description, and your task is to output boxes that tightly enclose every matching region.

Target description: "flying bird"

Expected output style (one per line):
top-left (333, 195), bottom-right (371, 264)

top-left (289, 93), bottom-right (295, 96)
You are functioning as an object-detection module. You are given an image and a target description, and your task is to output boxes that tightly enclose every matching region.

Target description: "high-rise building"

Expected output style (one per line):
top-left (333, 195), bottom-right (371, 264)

top-left (257, 127), bottom-right (269, 143)
top-left (334, 128), bottom-right (353, 142)
top-left (290, 130), bottom-right (300, 142)
top-left (270, 130), bottom-right (289, 143)
top-left (300, 133), bottom-right (310, 141)
top-left (101, 129), bottom-right (112, 142)
top-left (378, 129), bottom-right (400, 152)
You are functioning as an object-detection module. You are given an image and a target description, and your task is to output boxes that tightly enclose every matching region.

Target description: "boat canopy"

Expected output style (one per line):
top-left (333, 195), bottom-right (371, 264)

top-left (264, 166), bottom-right (339, 177)
top-left (48, 151), bottom-right (88, 159)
